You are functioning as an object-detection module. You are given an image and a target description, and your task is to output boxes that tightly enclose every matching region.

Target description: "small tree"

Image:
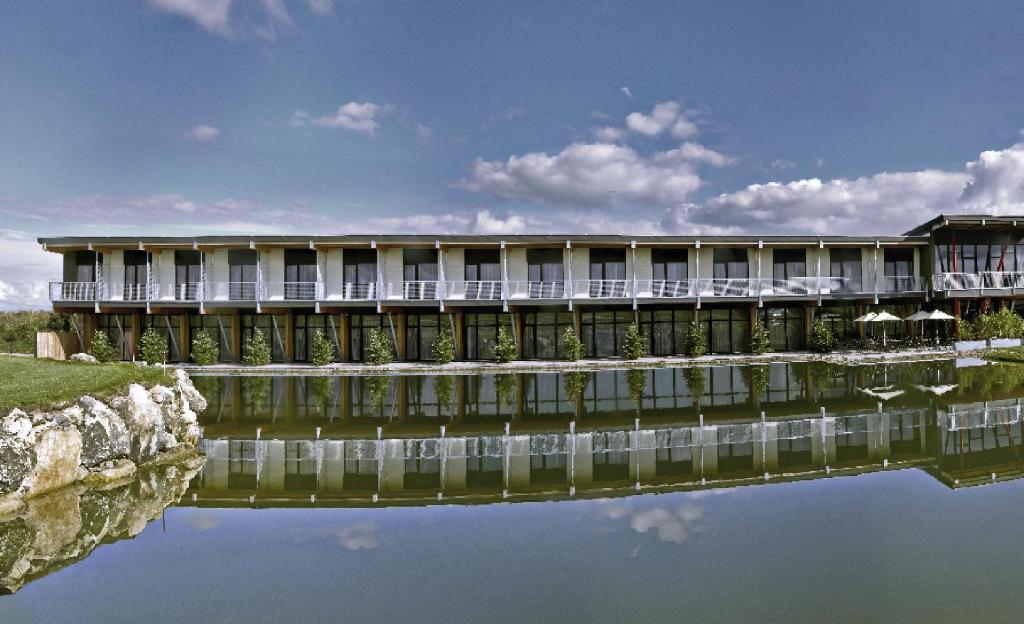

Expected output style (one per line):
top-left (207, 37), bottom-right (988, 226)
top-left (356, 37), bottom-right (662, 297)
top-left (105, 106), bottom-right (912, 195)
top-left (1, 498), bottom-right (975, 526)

top-left (684, 366), bottom-right (705, 409)
top-left (809, 317), bottom-right (835, 353)
top-left (562, 327), bottom-right (584, 362)
top-left (494, 373), bottom-right (516, 409)
top-left (243, 328), bottom-right (272, 366)
top-left (686, 321), bottom-right (707, 358)
top-left (310, 329), bottom-right (336, 366)
top-left (563, 371), bottom-right (588, 408)
top-left (365, 328), bottom-right (394, 365)
top-left (493, 326), bottom-right (517, 363)
top-left (627, 368), bottom-right (646, 413)
top-left (750, 320), bottom-right (771, 355)
top-left (432, 326), bottom-right (456, 365)
top-left (434, 375), bottom-right (455, 415)
top-left (956, 316), bottom-right (976, 340)
top-left (622, 323), bottom-right (647, 360)
top-left (191, 329), bottom-right (220, 365)
top-left (89, 331), bottom-right (117, 363)
top-left (746, 364), bottom-right (769, 403)
top-left (975, 308), bottom-right (1024, 340)
top-left (366, 376), bottom-right (391, 413)
top-left (139, 328), bottom-right (166, 365)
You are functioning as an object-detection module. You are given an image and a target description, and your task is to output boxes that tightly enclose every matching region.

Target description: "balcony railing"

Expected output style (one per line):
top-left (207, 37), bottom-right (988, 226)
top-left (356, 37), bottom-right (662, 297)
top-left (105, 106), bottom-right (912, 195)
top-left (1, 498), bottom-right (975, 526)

top-left (933, 272), bottom-right (1024, 291)
top-left (46, 274), bottom-right (934, 305)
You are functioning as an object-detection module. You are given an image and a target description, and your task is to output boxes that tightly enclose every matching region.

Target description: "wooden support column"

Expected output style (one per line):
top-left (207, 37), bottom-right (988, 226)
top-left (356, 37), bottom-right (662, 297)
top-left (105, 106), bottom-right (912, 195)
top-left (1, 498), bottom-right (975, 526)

top-left (573, 306), bottom-right (582, 335)
top-left (514, 308), bottom-right (524, 358)
top-left (953, 299), bottom-right (962, 337)
top-left (180, 314), bottom-right (191, 361)
top-left (803, 304), bottom-right (813, 345)
top-left (231, 312), bottom-right (242, 361)
top-left (83, 313), bottom-right (96, 352)
top-left (283, 311), bottom-right (295, 362)
top-left (749, 304), bottom-right (759, 333)
top-left (856, 304), bottom-right (866, 340)
top-left (339, 313), bottom-right (350, 361)
top-left (395, 311), bottom-right (407, 361)
top-left (130, 312), bottom-right (142, 360)
top-left (453, 310), bottom-right (465, 360)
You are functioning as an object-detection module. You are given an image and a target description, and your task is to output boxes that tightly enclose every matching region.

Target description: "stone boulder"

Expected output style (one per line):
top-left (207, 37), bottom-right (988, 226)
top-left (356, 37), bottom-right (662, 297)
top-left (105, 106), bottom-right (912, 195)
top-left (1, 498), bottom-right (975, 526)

top-left (22, 425), bottom-right (83, 497)
top-left (69, 353), bottom-right (98, 364)
top-left (111, 385), bottom-right (177, 464)
top-left (78, 396), bottom-right (131, 468)
top-left (0, 410), bottom-right (35, 497)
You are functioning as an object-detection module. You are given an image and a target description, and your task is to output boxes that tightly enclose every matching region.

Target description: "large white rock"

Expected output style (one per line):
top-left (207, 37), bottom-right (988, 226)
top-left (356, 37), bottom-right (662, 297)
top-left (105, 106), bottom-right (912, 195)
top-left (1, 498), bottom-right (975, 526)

top-left (69, 353), bottom-right (98, 364)
top-left (23, 425), bottom-right (83, 497)
top-left (78, 396), bottom-right (131, 467)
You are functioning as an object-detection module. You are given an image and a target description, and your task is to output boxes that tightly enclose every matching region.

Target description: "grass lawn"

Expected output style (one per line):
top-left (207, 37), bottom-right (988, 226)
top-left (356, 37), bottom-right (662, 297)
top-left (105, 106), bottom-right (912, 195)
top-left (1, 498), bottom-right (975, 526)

top-left (0, 355), bottom-right (169, 414)
top-left (985, 348), bottom-right (1024, 364)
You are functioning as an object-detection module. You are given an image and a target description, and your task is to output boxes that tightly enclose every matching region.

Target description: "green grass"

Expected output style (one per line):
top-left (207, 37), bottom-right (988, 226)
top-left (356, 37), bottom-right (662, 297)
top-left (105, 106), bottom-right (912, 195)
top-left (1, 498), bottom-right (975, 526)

top-left (985, 347), bottom-right (1024, 364)
top-left (0, 355), bottom-right (168, 414)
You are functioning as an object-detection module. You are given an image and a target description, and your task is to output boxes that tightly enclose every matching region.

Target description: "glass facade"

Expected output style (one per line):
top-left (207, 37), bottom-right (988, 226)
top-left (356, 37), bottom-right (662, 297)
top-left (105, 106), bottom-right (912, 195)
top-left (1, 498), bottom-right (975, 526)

top-left (143, 314), bottom-right (183, 362)
top-left (817, 306), bottom-right (857, 345)
top-left (526, 249), bottom-right (564, 298)
top-left (403, 249), bottom-right (438, 299)
top-left (350, 314), bottom-right (389, 362)
top-left (406, 314), bottom-right (445, 362)
top-left (702, 307), bottom-right (750, 354)
top-left (588, 248), bottom-right (627, 297)
top-left (829, 248), bottom-right (862, 293)
top-left (580, 310), bottom-right (634, 357)
top-left (523, 311), bottom-right (574, 359)
top-left (639, 309), bottom-right (693, 355)
top-left (284, 249), bottom-right (317, 300)
top-left (463, 312), bottom-right (513, 360)
top-left (228, 249), bottom-right (258, 300)
top-left (239, 313), bottom-right (287, 362)
top-left (122, 250), bottom-right (149, 301)
top-left (294, 314), bottom-right (339, 363)
top-left (189, 314), bottom-right (234, 362)
top-left (96, 313), bottom-right (134, 361)
top-left (712, 248), bottom-right (749, 296)
top-left (174, 250), bottom-right (202, 300)
top-left (761, 306), bottom-right (805, 351)
top-left (343, 249), bottom-right (377, 299)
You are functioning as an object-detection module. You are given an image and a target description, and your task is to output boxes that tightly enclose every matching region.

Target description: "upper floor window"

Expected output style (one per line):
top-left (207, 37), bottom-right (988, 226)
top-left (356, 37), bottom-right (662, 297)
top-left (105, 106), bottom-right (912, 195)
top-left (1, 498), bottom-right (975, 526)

top-left (403, 249), bottom-right (438, 299)
top-left (63, 250), bottom-right (100, 283)
top-left (174, 250), bottom-right (203, 300)
top-left (123, 250), bottom-right (149, 301)
top-left (526, 248), bottom-right (564, 298)
top-left (652, 249), bottom-right (687, 282)
top-left (464, 249), bottom-right (501, 281)
top-left (228, 249), bottom-right (257, 300)
top-left (284, 249), bottom-right (317, 300)
top-left (712, 248), bottom-right (748, 279)
top-left (344, 249), bottom-right (377, 284)
top-left (773, 249), bottom-right (806, 280)
top-left (830, 248), bottom-right (862, 293)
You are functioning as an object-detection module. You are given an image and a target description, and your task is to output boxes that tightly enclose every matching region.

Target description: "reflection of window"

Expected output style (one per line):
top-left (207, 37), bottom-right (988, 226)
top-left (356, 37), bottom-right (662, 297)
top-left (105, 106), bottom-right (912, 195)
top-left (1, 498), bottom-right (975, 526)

top-left (466, 436), bottom-right (503, 488)
top-left (404, 440), bottom-right (440, 490)
top-left (285, 441), bottom-right (317, 491)
top-left (592, 432), bottom-right (630, 482)
top-left (344, 442), bottom-right (379, 491)
top-left (228, 440), bottom-right (257, 490)
top-left (655, 429), bottom-right (693, 476)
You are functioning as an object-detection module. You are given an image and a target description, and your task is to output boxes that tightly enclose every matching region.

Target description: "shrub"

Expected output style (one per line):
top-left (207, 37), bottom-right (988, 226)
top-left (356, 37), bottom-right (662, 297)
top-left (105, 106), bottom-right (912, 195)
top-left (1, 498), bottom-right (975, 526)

top-left (809, 317), bottom-right (835, 353)
top-left (435, 375), bottom-right (454, 414)
top-left (366, 376), bottom-right (391, 412)
top-left (243, 328), bottom-right (272, 366)
top-left (89, 331), bottom-right (117, 363)
top-left (365, 328), bottom-right (394, 366)
top-left (684, 366), bottom-right (705, 400)
top-left (432, 326), bottom-right (456, 365)
top-left (627, 368), bottom-right (646, 410)
top-left (622, 323), bottom-right (647, 360)
top-left (494, 373), bottom-right (516, 407)
top-left (310, 329), bottom-right (336, 366)
top-left (750, 321), bottom-right (771, 355)
top-left (561, 327), bottom-right (584, 361)
top-left (244, 376), bottom-right (271, 408)
top-left (746, 364), bottom-right (769, 399)
top-left (139, 328), bottom-right (166, 365)
top-left (493, 326), bottom-right (517, 363)
top-left (686, 321), bottom-right (707, 358)
top-left (956, 317), bottom-right (976, 340)
top-left (563, 371), bottom-right (588, 403)
top-left (974, 308), bottom-right (1024, 340)
top-left (308, 376), bottom-right (333, 411)
top-left (190, 329), bottom-right (220, 365)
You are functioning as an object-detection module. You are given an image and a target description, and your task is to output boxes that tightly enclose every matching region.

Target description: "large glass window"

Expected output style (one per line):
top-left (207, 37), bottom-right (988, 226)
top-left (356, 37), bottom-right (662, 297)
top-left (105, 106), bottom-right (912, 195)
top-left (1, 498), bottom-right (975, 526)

top-left (123, 250), bottom-right (149, 301)
top-left (403, 249), bottom-right (438, 299)
top-left (526, 249), bottom-right (564, 298)
top-left (228, 249), bottom-right (257, 300)
top-left (143, 314), bottom-right (183, 362)
top-left (523, 311), bottom-right (574, 359)
top-left (284, 249), bottom-right (317, 300)
top-left (883, 248), bottom-right (915, 291)
top-left (343, 249), bottom-right (377, 299)
top-left (239, 313), bottom-right (286, 362)
top-left (651, 248), bottom-right (688, 297)
top-left (639, 309), bottom-right (692, 355)
top-left (464, 313), bottom-right (513, 360)
top-left (174, 250), bottom-right (203, 301)
top-left (350, 314), bottom-right (390, 362)
top-left (294, 314), bottom-right (339, 363)
top-left (816, 306), bottom-right (857, 345)
top-left (712, 248), bottom-right (749, 296)
top-left (464, 249), bottom-right (502, 300)
top-left (702, 308), bottom-right (750, 354)
top-left (189, 314), bottom-right (234, 362)
top-left (588, 248), bottom-right (627, 297)
top-left (772, 249), bottom-right (807, 294)
top-left (760, 306), bottom-right (805, 351)
top-left (829, 248), bottom-right (862, 293)
top-left (96, 314), bottom-right (133, 361)
top-left (580, 310), bottom-right (634, 357)
top-left (61, 251), bottom-right (101, 300)
top-left (406, 314), bottom-right (443, 362)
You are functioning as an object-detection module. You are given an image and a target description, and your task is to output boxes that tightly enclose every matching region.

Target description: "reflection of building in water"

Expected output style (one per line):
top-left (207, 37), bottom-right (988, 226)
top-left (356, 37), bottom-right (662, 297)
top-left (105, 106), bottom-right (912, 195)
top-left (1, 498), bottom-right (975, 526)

top-left (184, 364), bottom-right (1024, 507)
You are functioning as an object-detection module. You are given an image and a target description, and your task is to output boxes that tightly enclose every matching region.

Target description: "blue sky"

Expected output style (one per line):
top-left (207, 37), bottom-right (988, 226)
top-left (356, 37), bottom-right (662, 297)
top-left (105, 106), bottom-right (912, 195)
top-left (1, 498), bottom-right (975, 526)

top-left (3, 1), bottom-right (1024, 307)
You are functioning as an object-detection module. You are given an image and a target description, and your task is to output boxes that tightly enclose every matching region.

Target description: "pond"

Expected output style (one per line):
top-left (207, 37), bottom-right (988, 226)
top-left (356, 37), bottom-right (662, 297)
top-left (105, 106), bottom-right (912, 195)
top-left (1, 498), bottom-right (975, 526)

top-left (3, 360), bottom-right (1024, 623)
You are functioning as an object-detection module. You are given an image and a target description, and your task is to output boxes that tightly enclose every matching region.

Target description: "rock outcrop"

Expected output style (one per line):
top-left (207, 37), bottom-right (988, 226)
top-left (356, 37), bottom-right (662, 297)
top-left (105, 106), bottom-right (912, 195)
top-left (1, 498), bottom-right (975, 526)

top-left (69, 353), bottom-right (98, 364)
top-left (0, 369), bottom-right (205, 515)
top-left (0, 458), bottom-right (203, 593)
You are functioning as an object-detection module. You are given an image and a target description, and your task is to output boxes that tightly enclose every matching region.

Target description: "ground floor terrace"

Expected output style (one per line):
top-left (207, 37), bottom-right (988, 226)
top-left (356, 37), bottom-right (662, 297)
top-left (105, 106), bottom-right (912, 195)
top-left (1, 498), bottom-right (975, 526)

top-left (57, 297), bottom-right (976, 363)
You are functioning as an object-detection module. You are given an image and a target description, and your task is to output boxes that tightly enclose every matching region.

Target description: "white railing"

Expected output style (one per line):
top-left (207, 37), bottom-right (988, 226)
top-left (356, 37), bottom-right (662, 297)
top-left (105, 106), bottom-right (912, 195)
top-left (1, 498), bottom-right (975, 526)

top-left (943, 403), bottom-right (1021, 432)
top-left (150, 281), bottom-right (203, 301)
top-left (402, 280), bottom-right (440, 300)
top-left (445, 280), bottom-right (503, 300)
top-left (507, 280), bottom-right (566, 299)
top-left (340, 282), bottom-right (378, 301)
top-left (637, 279), bottom-right (695, 298)
top-left (49, 281), bottom-right (100, 302)
top-left (204, 281), bottom-right (259, 301)
top-left (570, 279), bottom-right (631, 299)
top-left (933, 272), bottom-right (1024, 291)
top-left (259, 281), bottom-right (320, 301)
top-left (880, 275), bottom-right (926, 293)
top-left (120, 283), bottom-right (151, 302)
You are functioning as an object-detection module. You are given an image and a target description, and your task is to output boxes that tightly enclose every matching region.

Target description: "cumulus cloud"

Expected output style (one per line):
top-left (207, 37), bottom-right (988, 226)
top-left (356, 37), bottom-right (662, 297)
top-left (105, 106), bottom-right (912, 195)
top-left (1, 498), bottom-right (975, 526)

top-left (600, 500), bottom-right (705, 545)
top-left (148, 0), bottom-right (323, 40)
top-left (415, 123), bottom-right (433, 144)
top-left (620, 86), bottom-right (633, 99)
top-left (592, 126), bottom-right (626, 142)
top-left (186, 124), bottom-right (221, 142)
top-left (147, 0), bottom-right (233, 36)
top-left (303, 0), bottom-right (334, 15)
top-left (457, 142), bottom-right (709, 206)
top-left (0, 229), bottom-right (61, 310)
top-left (625, 101), bottom-right (697, 139)
top-left (293, 102), bottom-right (392, 135)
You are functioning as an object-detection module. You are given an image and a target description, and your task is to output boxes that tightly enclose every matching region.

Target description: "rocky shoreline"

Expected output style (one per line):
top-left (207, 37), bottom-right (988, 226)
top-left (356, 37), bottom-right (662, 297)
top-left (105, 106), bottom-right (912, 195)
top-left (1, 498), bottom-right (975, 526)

top-left (0, 369), bottom-right (206, 516)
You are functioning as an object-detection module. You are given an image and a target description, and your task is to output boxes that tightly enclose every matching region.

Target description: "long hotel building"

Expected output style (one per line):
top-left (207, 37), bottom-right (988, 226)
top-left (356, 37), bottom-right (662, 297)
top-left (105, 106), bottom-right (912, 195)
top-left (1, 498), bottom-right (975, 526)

top-left (38, 214), bottom-right (1022, 362)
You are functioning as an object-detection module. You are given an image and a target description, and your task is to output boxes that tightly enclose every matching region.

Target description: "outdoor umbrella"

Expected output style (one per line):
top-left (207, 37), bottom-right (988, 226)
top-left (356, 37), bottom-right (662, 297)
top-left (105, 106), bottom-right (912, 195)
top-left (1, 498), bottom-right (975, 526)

top-left (856, 311), bottom-right (901, 346)
top-left (905, 309), bottom-right (955, 343)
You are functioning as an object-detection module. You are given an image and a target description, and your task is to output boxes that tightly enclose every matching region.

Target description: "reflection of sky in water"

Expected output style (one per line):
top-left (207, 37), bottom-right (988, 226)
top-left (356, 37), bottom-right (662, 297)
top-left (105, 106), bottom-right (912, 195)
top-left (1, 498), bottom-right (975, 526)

top-left (4, 469), bottom-right (1024, 623)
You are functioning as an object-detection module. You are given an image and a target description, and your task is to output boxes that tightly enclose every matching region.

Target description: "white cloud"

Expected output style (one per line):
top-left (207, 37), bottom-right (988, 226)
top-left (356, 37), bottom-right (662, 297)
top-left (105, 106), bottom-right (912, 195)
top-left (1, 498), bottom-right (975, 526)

top-left (147, 0), bottom-right (233, 36)
top-left (770, 158), bottom-right (797, 170)
top-left (620, 86), bottom-right (633, 99)
top-left (415, 123), bottom-right (433, 144)
top-left (303, 0), bottom-right (334, 15)
top-left (959, 143), bottom-right (1024, 212)
top-left (592, 126), bottom-right (626, 142)
top-left (294, 102), bottom-right (392, 135)
top-left (601, 500), bottom-right (705, 545)
top-left (186, 124), bottom-right (221, 142)
top-left (0, 229), bottom-right (61, 310)
top-left (625, 101), bottom-right (697, 139)
top-left (457, 142), bottom-right (708, 206)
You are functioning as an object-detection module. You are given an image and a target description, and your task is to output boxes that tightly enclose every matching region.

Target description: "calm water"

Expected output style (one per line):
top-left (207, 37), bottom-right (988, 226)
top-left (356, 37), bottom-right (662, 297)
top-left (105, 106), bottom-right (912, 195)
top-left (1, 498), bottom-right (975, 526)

top-left (4, 360), bottom-right (1024, 623)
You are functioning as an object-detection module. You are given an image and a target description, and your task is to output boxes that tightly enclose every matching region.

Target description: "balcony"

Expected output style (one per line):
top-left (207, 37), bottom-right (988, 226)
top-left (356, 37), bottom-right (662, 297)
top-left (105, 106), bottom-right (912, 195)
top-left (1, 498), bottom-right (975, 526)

top-left (932, 272), bottom-right (1024, 292)
top-left (48, 274), bottom-right (932, 307)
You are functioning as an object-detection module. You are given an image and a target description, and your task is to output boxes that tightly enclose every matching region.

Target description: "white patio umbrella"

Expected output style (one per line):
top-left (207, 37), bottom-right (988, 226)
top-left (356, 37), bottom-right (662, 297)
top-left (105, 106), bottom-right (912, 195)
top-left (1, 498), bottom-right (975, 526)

top-left (856, 311), bottom-right (901, 346)
top-left (905, 309), bottom-right (955, 343)
top-left (858, 386), bottom-right (906, 401)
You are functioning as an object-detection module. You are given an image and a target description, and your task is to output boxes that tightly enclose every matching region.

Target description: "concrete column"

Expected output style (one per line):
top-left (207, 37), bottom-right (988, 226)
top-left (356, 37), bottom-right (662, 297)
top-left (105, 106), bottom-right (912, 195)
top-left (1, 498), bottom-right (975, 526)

top-left (180, 314), bottom-right (191, 361)
top-left (508, 435), bottom-right (531, 489)
top-left (231, 312), bottom-right (242, 361)
top-left (573, 432), bottom-right (594, 486)
top-left (443, 438), bottom-right (467, 491)
top-left (260, 440), bottom-right (286, 493)
top-left (319, 440), bottom-right (345, 493)
top-left (630, 429), bottom-right (657, 481)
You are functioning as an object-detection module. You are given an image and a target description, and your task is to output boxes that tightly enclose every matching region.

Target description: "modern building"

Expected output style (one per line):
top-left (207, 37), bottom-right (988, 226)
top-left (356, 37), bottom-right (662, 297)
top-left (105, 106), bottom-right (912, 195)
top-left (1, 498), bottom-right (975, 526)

top-left (39, 213), bottom-right (1024, 362)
